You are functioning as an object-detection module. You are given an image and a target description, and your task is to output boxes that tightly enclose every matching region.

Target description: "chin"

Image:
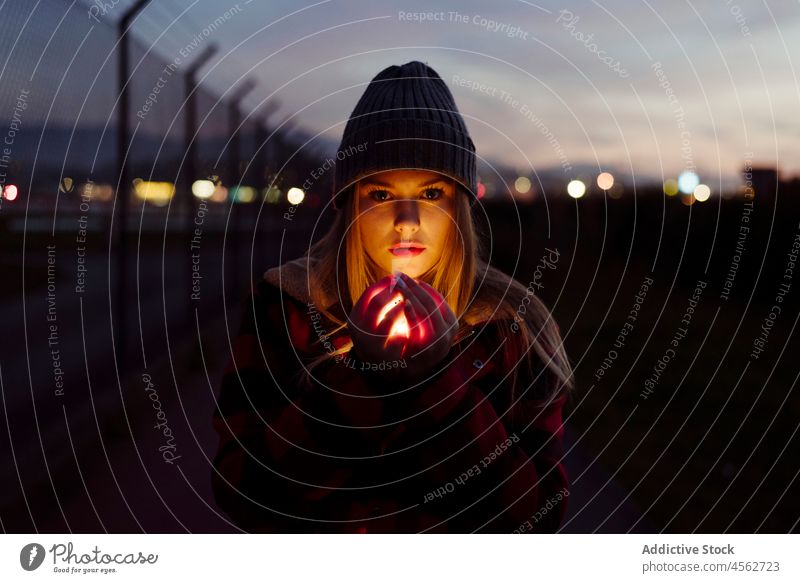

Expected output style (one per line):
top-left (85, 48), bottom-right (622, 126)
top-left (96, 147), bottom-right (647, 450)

top-left (385, 260), bottom-right (429, 279)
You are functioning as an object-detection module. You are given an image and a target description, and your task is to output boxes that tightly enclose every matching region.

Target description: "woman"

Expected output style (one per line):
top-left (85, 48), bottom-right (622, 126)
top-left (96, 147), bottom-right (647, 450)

top-left (212, 61), bottom-right (574, 533)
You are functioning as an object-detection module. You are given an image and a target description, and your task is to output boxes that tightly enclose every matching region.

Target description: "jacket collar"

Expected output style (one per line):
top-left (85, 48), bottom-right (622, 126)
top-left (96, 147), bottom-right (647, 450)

top-left (263, 256), bottom-right (317, 305)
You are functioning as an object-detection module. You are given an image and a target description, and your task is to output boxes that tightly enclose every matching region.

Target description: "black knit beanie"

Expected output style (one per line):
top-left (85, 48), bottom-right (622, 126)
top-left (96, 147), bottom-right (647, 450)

top-left (332, 60), bottom-right (477, 210)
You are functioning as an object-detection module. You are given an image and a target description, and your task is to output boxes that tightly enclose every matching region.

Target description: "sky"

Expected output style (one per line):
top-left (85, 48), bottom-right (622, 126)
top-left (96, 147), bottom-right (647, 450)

top-left (5, 0), bottom-right (800, 189)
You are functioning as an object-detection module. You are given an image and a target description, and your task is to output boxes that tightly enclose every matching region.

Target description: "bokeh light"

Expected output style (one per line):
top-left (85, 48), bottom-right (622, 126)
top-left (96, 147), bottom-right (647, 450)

top-left (596, 172), bottom-right (614, 190)
top-left (230, 186), bottom-right (256, 203)
top-left (693, 184), bottom-right (711, 202)
top-left (192, 180), bottom-right (215, 199)
top-left (2, 184), bottom-right (18, 201)
top-left (678, 171), bottom-right (700, 194)
top-left (514, 176), bottom-right (531, 194)
top-left (133, 181), bottom-right (174, 206)
top-left (567, 179), bottom-right (586, 198)
top-left (287, 187), bottom-right (305, 205)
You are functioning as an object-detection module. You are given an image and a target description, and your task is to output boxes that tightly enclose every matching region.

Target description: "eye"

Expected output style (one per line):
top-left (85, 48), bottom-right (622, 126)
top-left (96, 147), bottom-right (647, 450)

top-left (368, 189), bottom-right (391, 201)
top-left (421, 187), bottom-right (444, 200)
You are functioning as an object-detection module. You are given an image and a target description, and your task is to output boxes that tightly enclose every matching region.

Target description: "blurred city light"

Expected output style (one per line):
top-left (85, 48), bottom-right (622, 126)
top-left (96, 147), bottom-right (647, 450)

top-left (287, 187), bottom-right (305, 205)
top-left (263, 185), bottom-right (282, 203)
top-left (59, 177), bottom-right (74, 193)
top-left (596, 172), bottom-right (614, 190)
top-left (567, 179), bottom-right (586, 198)
top-left (192, 179), bottom-right (215, 199)
top-left (663, 178), bottom-right (679, 196)
top-left (133, 181), bottom-right (174, 206)
top-left (76, 182), bottom-right (114, 201)
top-left (2, 184), bottom-right (18, 201)
top-left (210, 184), bottom-right (228, 203)
top-left (678, 171), bottom-right (700, 194)
top-left (230, 185), bottom-right (257, 203)
top-left (693, 184), bottom-right (711, 202)
top-left (514, 176), bottom-right (531, 194)
top-left (608, 182), bottom-right (624, 199)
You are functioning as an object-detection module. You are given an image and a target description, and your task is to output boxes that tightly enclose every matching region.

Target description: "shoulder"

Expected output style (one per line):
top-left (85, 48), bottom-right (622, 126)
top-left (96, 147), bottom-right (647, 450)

top-left (242, 273), bottom-right (311, 337)
top-left (466, 262), bottom-right (555, 328)
top-left (261, 255), bottom-right (318, 305)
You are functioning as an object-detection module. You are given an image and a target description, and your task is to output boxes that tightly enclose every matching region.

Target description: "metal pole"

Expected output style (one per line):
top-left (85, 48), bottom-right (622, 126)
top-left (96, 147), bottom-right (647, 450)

top-left (226, 79), bottom-right (256, 303)
top-left (182, 45), bottom-right (217, 324)
top-left (183, 44), bottom-right (218, 218)
top-left (116, 0), bottom-right (152, 376)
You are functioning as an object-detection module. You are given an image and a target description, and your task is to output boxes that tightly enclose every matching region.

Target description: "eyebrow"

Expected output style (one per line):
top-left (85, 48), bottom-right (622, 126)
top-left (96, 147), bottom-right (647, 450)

top-left (361, 177), bottom-right (449, 189)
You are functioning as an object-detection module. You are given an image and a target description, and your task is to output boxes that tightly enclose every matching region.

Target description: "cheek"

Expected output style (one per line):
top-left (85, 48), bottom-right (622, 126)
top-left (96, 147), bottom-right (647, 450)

top-left (422, 205), bottom-right (454, 247)
top-left (359, 208), bottom-right (389, 248)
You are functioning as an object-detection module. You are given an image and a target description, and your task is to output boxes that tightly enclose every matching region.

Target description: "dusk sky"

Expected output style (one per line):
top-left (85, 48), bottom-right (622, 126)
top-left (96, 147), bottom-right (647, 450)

top-left (5, 0), bottom-right (800, 189)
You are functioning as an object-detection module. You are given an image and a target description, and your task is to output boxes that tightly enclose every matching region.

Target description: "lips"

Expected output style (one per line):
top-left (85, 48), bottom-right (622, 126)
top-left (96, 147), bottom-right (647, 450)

top-left (389, 243), bottom-right (426, 257)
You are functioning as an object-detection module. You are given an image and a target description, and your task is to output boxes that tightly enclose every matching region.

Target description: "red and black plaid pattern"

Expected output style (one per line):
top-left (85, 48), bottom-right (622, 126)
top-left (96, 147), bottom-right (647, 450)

top-left (212, 279), bottom-right (569, 533)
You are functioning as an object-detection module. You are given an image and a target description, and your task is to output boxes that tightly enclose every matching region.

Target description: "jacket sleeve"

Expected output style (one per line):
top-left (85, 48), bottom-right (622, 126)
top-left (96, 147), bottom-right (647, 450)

top-left (211, 281), bottom-right (406, 532)
top-left (380, 322), bottom-right (570, 533)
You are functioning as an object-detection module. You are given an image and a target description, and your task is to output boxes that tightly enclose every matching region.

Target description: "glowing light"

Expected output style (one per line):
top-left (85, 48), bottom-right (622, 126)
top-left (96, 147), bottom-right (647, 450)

top-left (192, 180), bottom-right (215, 199)
top-left (287, 187), bottom-right (305, 205)
top-left (678, 171), bottom-right (699, 195)
top-left (263, 185), bottom-right (282, 203)
top-left (567, 179), bottom-right (586, 198)
top-left (78, 182), bottom-right (114, 201)
top-left (514, 176), bottom-right (531, 194)
top-left (210, 185), bottom-right (228, 203)
top-left (596, 172), bottom-right (614, 190)
top-left (663, 179), bottom-right (679, 196)
top-left (693, 184), bottom-right (711, 202)
top-left (376, 292), bottom-right (411, 343)
top-left (94, 184), bottom-right (114, 201)
top-left (681, 193), bottom-right (695, 206)
top-left (477, 181), bottom-right (486, 199)
top-left (3, 184), bottom-right (18, 201)
top-left (388, 314), bottom-right (410, 340)
top-left (230, 186), bottom-right (256, 203)
top-left (59, 177), bottom-right (73, 193)
top-left (133, 181), bottom-right (174, 206)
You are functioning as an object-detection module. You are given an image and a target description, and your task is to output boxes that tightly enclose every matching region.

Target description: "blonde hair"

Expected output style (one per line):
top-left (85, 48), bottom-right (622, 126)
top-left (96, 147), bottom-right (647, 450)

top-left (299, 181), bottom-right (575, 404)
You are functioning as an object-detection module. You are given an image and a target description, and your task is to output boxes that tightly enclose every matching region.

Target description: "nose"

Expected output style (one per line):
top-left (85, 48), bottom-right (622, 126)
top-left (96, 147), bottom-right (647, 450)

top-left (393, 200), bottom-right (420, 236)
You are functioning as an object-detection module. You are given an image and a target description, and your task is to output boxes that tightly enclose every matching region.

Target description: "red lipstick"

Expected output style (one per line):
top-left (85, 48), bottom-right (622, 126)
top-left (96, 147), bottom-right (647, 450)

top-left (389, 242), bottom-right (426, 257)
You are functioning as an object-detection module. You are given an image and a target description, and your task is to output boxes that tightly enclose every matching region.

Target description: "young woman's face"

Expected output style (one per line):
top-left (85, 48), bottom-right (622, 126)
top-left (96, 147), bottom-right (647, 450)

top-left (357, 169), bottom-right (457, 279)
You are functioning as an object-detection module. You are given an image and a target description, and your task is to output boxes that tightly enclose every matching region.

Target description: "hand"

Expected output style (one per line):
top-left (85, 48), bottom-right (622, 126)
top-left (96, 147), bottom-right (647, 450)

top-left (348, 275), bottom-right (409, 365)
top-left (347, 273), bottom-right (458, 383)
top-left (392, 272), bottom-right (458, 382)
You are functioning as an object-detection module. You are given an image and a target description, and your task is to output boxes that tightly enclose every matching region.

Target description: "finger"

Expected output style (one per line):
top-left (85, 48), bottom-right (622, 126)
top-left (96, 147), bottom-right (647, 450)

top-left (354, 278), bottom-right (391, 321)
top-left (403, 298), bottom-right (429, 345)
top-left (398, 274), bottom-right (445, 330)
top-left (396, 278), bottom-right (430, 328)
top-left (365, 288), bottom-right (401, 327)
top-left (417, 281), bottom-right (456, 326)
top-left (383, 332), bottom-right (407, 359)
top-left (376, 300), bottom-right (406, 337)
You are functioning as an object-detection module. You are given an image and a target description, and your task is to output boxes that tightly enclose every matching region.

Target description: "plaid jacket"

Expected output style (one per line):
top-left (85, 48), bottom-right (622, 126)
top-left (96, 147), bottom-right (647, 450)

top-left (212, 265), bottom-right (569, 533)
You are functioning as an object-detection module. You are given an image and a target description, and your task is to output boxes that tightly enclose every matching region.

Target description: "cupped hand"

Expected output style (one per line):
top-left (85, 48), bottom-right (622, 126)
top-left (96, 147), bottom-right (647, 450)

top-left (347, 273), bottom-right (458, 383)
top-left (392, 272), bottom-right (458, 382)
top-left (348, 275), bottom-right (409, 365)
